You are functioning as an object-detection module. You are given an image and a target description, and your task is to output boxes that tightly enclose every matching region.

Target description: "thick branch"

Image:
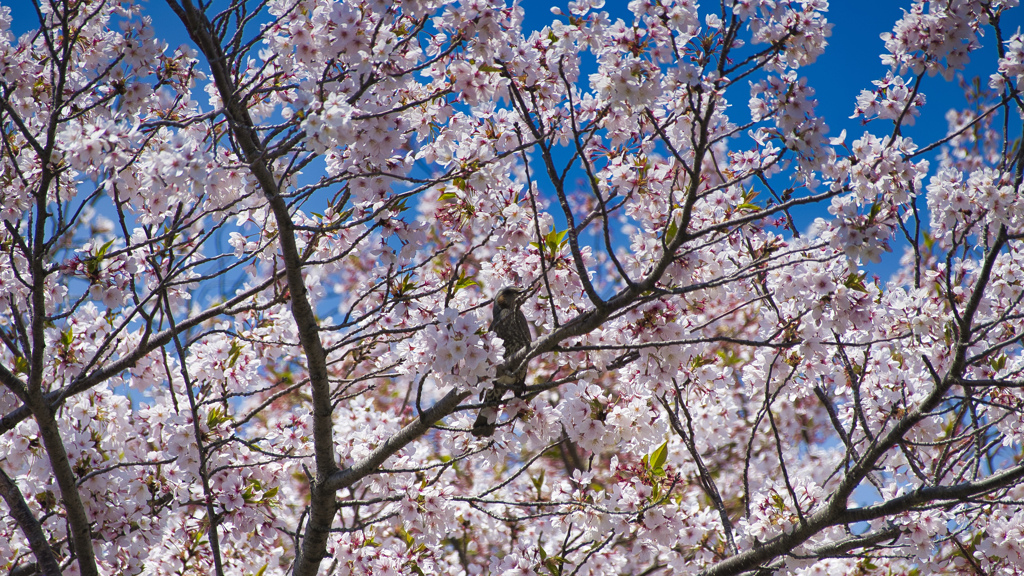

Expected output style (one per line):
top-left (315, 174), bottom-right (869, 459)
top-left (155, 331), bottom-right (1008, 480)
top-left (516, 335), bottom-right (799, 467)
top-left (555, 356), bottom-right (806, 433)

top-left (167, 2), bottom-right (335, 573)
top-left (323, 387), bottom-right (472, 492)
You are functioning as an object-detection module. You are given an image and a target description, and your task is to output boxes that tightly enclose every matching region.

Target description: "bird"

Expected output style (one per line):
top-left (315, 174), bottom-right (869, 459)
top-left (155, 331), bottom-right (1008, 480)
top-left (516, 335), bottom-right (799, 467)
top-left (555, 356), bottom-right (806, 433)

top-left (472, 286), bottom-right (532, 437)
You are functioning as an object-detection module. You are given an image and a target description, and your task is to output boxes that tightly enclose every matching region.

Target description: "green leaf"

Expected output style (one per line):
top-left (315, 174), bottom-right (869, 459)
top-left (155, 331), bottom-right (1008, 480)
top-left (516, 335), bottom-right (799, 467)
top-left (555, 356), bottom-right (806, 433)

top-left (227, 340), bottom-right (242, 368)
top-left (843, 273), bottom-right (868, 293)
top-left (922, 231), bottom-right (935, 251)
top-left (61, 328), bottom-right (74, 348)
top-left (717, 349), bottom-right (742, 367)
top-left (690, 355), bottom-right (713, 369)
top-left (664, 219), bottom-right (679, 246)
top-left (86, 239), bottom-right (116, 276)
top-left (95, 239), bottom-right (115, 259)
top-left (206, 407), bottom-right (233, 429)
top-left (454, 273), bottom-right (477, 293)
top-left (546, 555), bottom-right (567, 575)
top-left (650, 441), bottom-right (668, 475)
top-left (543, 228), bottom-right (568, 256)
top-left (532, 470), bottom-right (545, 499)
top-left (396, 526), bottom-right (415, 548)
top-left (867, 200), bottom-right (883, 222)
top-left (251, 564), bottom-right (268, 576)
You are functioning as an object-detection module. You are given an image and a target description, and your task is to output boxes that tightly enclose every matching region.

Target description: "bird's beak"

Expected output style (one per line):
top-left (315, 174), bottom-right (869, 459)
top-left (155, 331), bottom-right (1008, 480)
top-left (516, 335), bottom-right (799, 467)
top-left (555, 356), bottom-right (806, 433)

top-left (512, 287), bottom-right (531, 306)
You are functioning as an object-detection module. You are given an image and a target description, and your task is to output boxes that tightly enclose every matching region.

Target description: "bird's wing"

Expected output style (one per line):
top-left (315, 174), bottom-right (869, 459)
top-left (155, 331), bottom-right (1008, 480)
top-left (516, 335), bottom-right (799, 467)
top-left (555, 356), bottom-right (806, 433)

top-left (488, 306), bottom-right (509, 333)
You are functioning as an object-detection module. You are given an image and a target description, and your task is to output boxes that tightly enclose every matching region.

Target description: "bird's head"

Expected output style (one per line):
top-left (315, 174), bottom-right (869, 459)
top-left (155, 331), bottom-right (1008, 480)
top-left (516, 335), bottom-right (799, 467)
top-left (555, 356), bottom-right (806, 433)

top-left (494, 286), bottom-right (526, 309)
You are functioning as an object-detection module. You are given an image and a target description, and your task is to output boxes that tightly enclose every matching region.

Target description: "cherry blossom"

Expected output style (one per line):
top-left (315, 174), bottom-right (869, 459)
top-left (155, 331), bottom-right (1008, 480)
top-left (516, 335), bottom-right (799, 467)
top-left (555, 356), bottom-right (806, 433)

top-left (2, 1), bottom-right (1024, 576)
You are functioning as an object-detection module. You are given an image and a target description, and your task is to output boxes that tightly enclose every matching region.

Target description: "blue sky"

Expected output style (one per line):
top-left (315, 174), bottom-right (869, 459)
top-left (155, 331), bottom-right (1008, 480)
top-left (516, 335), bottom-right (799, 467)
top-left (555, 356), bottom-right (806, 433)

top-left (8, 0), bottom-right (1019, 142)
top-left (6, 0), bottom-right (1022, 279)
top-left (805, 1), bottom-right (1020, 146)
